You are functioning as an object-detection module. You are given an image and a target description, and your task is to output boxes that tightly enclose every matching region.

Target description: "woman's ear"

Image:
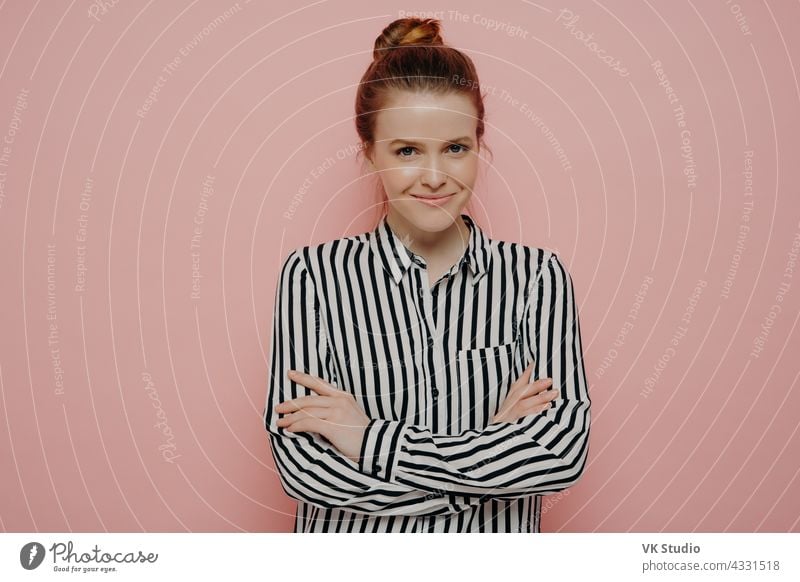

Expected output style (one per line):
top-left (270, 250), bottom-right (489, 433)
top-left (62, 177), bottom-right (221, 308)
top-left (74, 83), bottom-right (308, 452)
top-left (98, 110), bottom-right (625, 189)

top-left (363, 144), bottom-right (376, 172)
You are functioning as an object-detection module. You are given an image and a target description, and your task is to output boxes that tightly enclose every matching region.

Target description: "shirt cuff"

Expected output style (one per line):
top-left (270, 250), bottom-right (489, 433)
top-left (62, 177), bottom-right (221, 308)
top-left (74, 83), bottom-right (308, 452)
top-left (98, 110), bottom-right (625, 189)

top-left (358, 418), bottom-right (407, 482)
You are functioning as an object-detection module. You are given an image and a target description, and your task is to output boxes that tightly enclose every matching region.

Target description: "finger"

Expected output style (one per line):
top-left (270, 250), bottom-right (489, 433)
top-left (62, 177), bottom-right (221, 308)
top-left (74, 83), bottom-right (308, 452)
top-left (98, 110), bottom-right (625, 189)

top-left (525, 403), bottom-right (552, 416)
top-left (279, 406), bottom-right (330, 422)
top-left (501, 389), bottom-right (557, 421)
top-left (287, 370), bottom-right (339, 396)
top-left (513, 361), bottom-right (534, 388)
top-left (496, 366), bottom-right (542, 418)
top-left (517, 378), bottom-right (554, 398)
top-left (275, 395), bottom-right (331, 413)
top-left (517, 398), bottom-right (556, 417)
top-left (502, 378), bottom-right (552, 413)
top-left (277, 407), bottom-right (330, 427)
top-left (285, 417), bottom-right (321, 434)
top-left (502, 365), bottom-right (537, 404)
top-left (517, 386), bottom-right (558, 406)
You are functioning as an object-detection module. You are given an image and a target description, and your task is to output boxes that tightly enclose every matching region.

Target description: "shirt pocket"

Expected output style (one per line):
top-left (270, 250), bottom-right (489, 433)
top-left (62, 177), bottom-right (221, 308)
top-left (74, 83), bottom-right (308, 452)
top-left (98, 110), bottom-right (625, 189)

top-left (454, 333), bottom-right (521, 433)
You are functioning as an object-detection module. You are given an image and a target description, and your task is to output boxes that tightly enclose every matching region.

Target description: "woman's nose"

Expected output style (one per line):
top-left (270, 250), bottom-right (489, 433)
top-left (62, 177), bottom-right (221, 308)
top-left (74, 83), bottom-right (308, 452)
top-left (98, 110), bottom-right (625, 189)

top-left (420, 162), bottom-right (447, 189)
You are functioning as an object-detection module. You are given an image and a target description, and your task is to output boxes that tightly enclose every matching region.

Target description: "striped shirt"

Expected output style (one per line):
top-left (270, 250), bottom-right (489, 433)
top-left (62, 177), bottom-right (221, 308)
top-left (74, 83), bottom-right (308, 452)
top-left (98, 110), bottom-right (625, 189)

top-left (263, 213), bottom-right (591, 532)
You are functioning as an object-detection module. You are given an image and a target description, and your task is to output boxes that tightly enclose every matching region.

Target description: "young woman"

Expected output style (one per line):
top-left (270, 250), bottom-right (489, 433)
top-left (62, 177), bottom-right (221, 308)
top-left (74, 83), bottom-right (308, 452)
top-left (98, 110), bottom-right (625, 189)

top-left (263, 17), bottom-right (591, 533)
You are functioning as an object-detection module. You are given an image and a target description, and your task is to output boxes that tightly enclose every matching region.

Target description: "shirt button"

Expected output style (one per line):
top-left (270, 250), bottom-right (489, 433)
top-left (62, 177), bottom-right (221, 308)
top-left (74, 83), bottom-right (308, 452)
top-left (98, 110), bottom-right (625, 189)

top-left (432, 388), bottom-right (439, 397)
top-left (427, 337), bottom-right (434, 348)
top-left (375, 464), bottom-right (382, 472)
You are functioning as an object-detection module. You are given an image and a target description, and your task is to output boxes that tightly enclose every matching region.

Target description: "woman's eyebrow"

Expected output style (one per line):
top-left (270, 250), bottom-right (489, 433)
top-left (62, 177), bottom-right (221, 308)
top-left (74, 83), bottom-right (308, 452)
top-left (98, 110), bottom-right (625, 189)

top-left (388, 136), bottom-right (473, 146)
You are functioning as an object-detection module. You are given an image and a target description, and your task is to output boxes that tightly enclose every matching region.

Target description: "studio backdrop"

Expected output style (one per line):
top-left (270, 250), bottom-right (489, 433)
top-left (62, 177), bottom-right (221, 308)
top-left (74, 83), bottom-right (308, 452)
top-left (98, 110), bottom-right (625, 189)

top-left (0, 0), bottom-right (798, 532)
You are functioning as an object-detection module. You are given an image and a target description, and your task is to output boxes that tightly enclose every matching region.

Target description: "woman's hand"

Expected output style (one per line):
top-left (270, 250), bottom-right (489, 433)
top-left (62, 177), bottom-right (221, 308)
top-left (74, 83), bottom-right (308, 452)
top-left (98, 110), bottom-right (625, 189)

top-left (491, 361), bottom-right (557, 424)
top-left (275, 370), bottom-right (370, 463)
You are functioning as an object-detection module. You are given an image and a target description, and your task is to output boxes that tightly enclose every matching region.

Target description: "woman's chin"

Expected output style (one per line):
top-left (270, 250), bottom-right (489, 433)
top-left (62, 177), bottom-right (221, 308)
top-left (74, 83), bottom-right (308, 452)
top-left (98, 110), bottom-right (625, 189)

top-left (390, 196), bottom-right (469, 229)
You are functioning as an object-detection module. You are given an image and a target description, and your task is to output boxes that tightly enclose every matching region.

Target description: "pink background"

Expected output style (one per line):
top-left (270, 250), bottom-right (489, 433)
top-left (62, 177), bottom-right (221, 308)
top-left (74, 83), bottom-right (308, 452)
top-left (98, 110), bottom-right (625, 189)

top-left (1, 0), bottom-right (798, 532)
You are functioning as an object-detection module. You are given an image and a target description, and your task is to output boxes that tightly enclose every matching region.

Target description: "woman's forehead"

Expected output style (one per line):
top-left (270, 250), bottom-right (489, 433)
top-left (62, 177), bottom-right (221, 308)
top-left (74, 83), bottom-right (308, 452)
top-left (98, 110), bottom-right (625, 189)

top-left (373, 91), bottom-right (478, 142)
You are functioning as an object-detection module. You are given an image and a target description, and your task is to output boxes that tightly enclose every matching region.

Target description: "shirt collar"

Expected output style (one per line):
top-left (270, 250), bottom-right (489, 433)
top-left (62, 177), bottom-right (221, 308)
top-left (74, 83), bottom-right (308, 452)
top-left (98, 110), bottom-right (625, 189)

top-left (369, 213), bottom-right (491, 286)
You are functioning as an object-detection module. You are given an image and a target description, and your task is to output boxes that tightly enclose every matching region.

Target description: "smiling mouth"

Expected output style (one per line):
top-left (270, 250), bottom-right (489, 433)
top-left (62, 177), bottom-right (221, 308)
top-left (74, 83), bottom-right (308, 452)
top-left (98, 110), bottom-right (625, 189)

top-left (410, 193), bottom-right (457, 200)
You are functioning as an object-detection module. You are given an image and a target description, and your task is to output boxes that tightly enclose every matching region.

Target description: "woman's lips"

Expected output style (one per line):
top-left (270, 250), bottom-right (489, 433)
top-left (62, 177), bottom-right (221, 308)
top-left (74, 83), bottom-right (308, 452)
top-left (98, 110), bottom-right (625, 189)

top-left (410, 193), bottom-right (457, 206)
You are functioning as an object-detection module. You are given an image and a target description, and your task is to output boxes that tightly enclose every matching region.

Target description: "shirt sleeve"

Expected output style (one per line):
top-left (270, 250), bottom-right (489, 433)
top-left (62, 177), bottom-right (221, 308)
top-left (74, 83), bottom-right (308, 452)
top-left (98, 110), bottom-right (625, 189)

top-left (263, 248), bottom-right (483, 516)
top-left (357, 252), bottom-right (591, 500)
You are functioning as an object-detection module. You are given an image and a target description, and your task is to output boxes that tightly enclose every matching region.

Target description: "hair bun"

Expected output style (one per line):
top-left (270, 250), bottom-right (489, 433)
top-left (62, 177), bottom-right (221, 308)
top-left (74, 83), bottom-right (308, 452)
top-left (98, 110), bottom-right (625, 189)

top-left (373, 18), bottom-right (444, 60)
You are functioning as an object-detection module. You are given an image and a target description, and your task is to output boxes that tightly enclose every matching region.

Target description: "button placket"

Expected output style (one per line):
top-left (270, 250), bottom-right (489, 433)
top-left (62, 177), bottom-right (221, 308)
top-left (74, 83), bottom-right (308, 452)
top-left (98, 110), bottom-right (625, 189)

top-left (428, 291), bottom-right (442, 399)
top-left (428, 350), bottom-right (440, 397)
top-left (418, 272), bottom-right (442, 418)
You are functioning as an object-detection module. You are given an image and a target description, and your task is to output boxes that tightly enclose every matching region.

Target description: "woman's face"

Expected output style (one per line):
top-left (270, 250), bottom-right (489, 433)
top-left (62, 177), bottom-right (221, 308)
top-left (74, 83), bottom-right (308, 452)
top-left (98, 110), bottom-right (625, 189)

top-left (366, 90), bottom-right (479, 232)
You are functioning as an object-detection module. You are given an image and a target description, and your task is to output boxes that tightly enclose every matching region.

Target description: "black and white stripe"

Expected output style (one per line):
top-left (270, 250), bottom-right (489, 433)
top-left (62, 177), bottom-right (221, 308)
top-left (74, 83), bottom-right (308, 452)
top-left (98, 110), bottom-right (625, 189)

top-left (263, 213), bottom-right (591, 532)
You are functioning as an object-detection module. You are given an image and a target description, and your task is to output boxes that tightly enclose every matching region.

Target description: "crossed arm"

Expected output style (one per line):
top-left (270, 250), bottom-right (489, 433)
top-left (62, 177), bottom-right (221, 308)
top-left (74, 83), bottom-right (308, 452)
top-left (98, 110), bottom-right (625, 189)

top-left (263, 248), bottom-right (591, 515)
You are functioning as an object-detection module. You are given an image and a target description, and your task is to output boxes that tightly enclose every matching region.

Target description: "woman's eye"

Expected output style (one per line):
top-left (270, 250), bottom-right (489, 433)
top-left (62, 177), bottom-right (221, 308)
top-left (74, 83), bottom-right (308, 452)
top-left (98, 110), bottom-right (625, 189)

top-left (395, 144), bottom-right (469, 158)
top-left (396, 146), bottom-right (416, 157)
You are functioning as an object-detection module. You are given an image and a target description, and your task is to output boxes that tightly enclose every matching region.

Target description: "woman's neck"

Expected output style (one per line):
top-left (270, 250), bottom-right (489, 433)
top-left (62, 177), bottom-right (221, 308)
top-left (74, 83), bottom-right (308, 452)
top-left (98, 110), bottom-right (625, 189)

top-left (385, 211), bottom-right (469, 266)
